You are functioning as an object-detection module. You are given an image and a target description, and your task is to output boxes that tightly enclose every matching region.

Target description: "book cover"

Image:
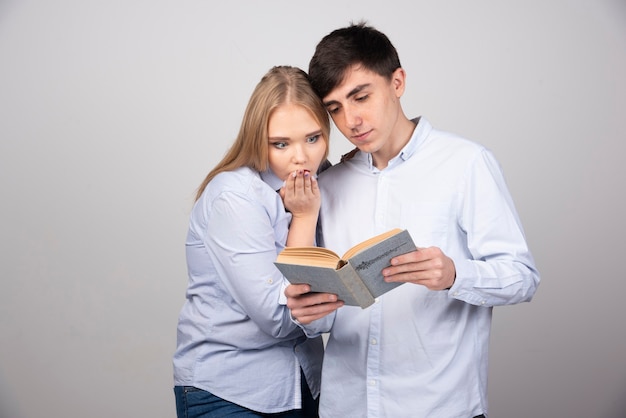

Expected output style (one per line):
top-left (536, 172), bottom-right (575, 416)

top-left (275, 229), bottom-right (417, 308)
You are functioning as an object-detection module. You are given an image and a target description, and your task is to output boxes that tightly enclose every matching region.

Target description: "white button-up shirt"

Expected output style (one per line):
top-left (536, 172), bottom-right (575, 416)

top-left (305, 117), bottom-right (540, 417)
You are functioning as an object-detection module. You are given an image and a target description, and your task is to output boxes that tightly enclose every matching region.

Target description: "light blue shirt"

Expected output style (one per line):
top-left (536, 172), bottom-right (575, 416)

top-left (173, 166), bottom-right (323, 414)
top-left (305, 117), bottom-right (540, 418)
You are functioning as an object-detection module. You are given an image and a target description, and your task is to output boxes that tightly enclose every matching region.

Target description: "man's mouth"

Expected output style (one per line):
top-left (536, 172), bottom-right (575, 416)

top-left (351, 130), bottom-right (371, 142)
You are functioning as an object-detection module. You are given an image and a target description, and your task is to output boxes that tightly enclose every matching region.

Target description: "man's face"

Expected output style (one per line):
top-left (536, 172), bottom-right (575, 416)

top-left (322, 65), bottom-right (406, 161)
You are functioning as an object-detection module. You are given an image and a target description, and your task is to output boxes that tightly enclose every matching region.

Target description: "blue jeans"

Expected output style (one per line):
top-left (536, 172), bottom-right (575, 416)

top-left (174, 372), bottom-right (318, 418)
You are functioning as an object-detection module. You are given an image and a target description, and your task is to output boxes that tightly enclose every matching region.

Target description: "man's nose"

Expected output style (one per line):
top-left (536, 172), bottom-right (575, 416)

top-left (343, 105), bottom-right (362, 130)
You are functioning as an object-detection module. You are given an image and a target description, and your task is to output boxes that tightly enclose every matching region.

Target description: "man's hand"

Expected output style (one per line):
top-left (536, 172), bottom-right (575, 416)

top-left (285, 284), bottom-right (344, 325)
top-left (382, 247), bottom-right (456, 290)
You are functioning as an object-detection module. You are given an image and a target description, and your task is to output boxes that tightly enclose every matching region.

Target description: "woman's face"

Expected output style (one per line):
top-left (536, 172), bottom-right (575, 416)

top-left (267, 103), bottom-right (327, 181)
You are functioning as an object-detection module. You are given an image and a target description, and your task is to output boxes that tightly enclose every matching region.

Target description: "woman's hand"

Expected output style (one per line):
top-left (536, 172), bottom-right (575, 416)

top-left (280, 170), bottom-right (320, 220)
top-left (280, 170), bottom-right (320, 247)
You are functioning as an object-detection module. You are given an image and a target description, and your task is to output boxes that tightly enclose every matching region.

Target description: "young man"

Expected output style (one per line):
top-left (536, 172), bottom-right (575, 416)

top-left (285, 23), bottom-right (540, 417)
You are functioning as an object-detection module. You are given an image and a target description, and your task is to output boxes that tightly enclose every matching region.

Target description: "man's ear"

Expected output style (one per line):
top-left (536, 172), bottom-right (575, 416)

top-left (392, 67), bottom-right (406, 98)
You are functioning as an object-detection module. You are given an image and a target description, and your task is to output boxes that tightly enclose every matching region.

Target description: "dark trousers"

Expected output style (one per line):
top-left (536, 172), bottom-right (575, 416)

top-left (174, 370), bottom-right (317, 418)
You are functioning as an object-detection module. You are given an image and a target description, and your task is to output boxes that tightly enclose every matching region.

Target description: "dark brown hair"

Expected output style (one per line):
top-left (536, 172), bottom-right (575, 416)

top-left (308, 21), bottom-right (402, 99)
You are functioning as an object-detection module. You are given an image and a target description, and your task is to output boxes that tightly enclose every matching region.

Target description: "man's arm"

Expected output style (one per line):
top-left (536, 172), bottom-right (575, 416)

top-left (385, 148), bottom-right (540, 306)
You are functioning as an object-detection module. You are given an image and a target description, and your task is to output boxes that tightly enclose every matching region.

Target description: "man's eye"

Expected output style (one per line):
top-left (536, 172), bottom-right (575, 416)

top-left (307, 135), bottom-right (320, 144)
top-left (327, 107), bottom-right (339, 115)
top-left (271, 142), bottom-right (287, 149)
top-left (355, 95), bottom-right (368, 102)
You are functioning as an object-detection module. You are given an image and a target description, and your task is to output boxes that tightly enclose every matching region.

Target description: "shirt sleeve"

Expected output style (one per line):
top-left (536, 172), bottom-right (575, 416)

top-left (202, 190), bottom-right (302, 340)
top-left (292, 311), bottom-right (336, 338)
top-left (449, 148), bottom-right (541, 307)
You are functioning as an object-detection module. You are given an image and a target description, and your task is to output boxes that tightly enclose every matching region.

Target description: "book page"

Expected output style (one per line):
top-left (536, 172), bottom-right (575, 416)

top-left (342, 228), bottom-right (404, 260)
top-left (276, 246), bottom-right (341, 268)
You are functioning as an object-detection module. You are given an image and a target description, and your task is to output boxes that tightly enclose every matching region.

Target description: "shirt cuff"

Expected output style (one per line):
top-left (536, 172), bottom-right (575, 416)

top-left (278, 279), bottom-right (288, 305)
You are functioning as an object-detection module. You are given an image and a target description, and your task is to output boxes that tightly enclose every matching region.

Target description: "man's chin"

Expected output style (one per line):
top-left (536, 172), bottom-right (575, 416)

top-left (350, 142), bottom-right (377, 153)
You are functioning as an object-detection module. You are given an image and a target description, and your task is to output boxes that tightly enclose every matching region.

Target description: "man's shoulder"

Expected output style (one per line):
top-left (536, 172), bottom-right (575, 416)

top-left (422, 119), bottom-right (487, 153)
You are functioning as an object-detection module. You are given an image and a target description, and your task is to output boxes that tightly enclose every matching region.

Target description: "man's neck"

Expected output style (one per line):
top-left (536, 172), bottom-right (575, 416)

top-left (371, 117), bottom-right (417, 169)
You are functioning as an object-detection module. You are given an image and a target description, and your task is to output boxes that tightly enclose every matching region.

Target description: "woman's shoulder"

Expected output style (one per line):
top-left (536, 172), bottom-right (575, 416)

top-left (196, 167), bottom-right (254, 201)
top-left (210, 166), bottom-right (257, 188)
top-left (205, 166), bottom-right (276, 202)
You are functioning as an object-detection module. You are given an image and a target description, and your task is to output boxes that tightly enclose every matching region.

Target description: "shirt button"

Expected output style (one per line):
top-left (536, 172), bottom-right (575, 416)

top-left (453, 291), bottom-right (459, 296)
top-left (267, 278), bottom-right (273, 284)
top-left (371, 338), bottom-right (377, 345)
top-left (369, 379), bottom-right (376, 386)
top-left (481, 300), bottom-right (486, 305)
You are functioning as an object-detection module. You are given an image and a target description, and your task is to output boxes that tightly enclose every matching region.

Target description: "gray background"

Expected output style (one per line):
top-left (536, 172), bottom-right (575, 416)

top-left (1, 1), bottom-right (624, 417)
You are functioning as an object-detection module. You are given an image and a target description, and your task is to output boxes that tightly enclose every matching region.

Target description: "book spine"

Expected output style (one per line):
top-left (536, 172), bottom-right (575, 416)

top-left (337, 265), bottom-right (375, 309)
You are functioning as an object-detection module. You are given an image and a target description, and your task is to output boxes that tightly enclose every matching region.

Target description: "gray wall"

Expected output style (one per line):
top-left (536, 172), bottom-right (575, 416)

top-left (1, 1), bottom-right (624, 417)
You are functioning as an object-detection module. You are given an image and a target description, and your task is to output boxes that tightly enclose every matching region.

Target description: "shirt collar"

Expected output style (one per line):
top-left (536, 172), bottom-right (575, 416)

top-left (355, 117), bottom-right (432, 171)
top-left (259, 168), bottom-right (284, 191)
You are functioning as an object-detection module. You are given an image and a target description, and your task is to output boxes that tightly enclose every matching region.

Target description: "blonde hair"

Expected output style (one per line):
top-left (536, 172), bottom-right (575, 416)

top-left (195, 66), bottom-right (330, 201)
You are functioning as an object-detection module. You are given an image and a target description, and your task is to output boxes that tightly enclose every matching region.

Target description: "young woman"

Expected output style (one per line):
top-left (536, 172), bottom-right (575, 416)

top-left (173, 66), bottom-right (330, 417)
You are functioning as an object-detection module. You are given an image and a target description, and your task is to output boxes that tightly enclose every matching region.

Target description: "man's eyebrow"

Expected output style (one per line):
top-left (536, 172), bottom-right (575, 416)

top-left (346, 84), bottom-right (370, 98)
top-left (323, 83), bottom-right (370, 107)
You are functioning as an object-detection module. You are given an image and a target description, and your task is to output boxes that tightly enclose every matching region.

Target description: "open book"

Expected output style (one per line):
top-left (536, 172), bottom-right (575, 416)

top-left (275, 228), bottom-right (417, 308)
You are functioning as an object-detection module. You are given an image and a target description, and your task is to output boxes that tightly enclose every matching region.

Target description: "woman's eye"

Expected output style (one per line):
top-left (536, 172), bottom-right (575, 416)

top-left (307, 135), bottom-right (320, 144)
top-left (328, 106), bottom-right (339, 115)
top-left (355, 94), bottom-right (368, 102)
top-left (271, 142), bottom-right (287, 149)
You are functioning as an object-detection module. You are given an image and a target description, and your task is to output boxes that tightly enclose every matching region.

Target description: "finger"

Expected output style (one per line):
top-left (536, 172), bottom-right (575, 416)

top-left (384, 262), bottom-right (422, 276)
top-left (281, 172), bottom-right (294, 198)
top-left (310, 175), bottom-right (319, 195)
top-left (383, 269), bottom-right (427, 283)
top-left (390, 249), bottom-right (425, 266)
top-left (284, 283), bottom-right (311, 298)
top-left (303, 170), bottom-right (312, 190)
top-left (295, 170), bottom-right (305, 195)
top-left (289, 291), bottom-right (338, 309)
top-left (286, 170), bottom-right (300, 199)
top-left (292, 301), bottom-right (344, 324)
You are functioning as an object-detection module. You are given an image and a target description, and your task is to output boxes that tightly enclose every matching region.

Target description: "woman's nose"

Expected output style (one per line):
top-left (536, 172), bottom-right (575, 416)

top-left (292, 144), bottom-right (307, 162)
